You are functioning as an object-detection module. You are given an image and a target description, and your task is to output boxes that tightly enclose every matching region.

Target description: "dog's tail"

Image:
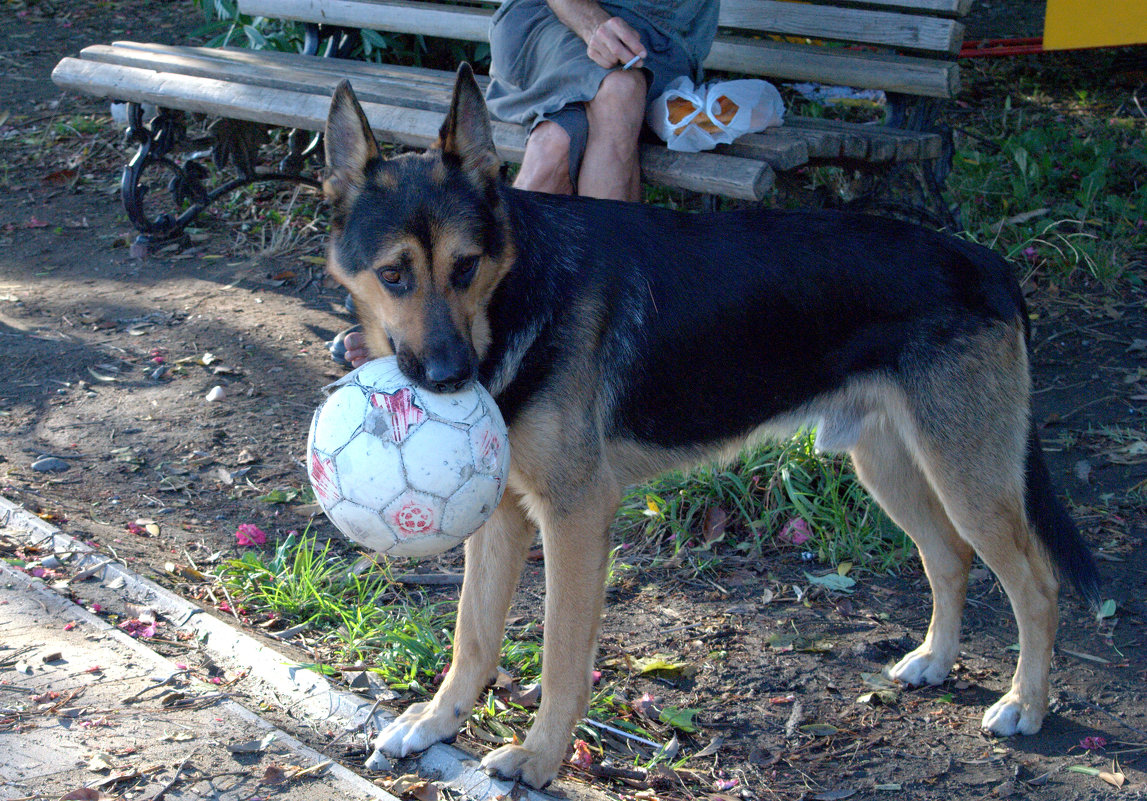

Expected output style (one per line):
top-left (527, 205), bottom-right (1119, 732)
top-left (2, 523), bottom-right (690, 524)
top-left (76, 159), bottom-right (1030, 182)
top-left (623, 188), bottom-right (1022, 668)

top-left (1024, 422), bottom-right (1102, 608)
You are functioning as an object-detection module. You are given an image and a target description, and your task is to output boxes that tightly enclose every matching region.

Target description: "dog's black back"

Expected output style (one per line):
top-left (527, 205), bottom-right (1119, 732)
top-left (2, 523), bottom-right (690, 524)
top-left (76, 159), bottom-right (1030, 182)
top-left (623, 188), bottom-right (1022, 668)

top-left (486, 191), bottom-right (1023, 445)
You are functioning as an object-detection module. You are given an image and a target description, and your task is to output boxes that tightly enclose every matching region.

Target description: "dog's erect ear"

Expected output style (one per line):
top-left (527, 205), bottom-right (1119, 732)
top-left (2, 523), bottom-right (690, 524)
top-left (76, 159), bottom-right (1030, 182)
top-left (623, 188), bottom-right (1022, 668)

top-left (435, 63), bottom-right (500, 180)
top-left (325, 80), bottom-right (380, 207)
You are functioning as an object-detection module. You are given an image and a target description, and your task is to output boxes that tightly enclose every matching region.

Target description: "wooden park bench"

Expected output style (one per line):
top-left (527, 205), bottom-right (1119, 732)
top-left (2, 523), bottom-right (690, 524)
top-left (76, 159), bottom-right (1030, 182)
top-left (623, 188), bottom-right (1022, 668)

top-left (51, 0), bottom-right (972, 241)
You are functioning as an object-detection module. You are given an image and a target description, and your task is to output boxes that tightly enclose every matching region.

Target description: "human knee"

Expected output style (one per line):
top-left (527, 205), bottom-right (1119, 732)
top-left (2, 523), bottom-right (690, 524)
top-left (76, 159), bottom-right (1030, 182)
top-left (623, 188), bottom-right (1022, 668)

top-left (588, 69), bottom-right (647, 129)
top-left (527, 121), bottom-right (571, 171)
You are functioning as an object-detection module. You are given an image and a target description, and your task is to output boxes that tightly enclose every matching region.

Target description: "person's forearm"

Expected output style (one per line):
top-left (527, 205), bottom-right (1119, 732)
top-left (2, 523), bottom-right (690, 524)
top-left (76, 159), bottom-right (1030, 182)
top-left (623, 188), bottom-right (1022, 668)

top-left (546, 0), bottom-right (612, 43)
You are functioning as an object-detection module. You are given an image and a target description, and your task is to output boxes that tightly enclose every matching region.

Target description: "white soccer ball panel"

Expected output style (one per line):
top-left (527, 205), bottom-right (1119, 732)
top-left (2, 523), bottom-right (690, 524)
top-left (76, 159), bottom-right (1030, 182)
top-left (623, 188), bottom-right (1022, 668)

top-left (467, 414), bottom-right (510, 478)
top-left (333, 431), bottom-right (406, 509)
top-left (441, 474), bottom-right (504, 538)
top-left (311, 386), bottom-right (369, 454)
top-left (350, 358), bottom-right (407, 392)
top-left (414, 382), bottom-right (481, 422)
top-left (308, 448), bottom-right (342, 510)
top-left (385, 530), bottom-right (463, 558)
top-left (401, 421), bottom-right (473, 497)
top-left (326, 500), bottom-right (398, 553)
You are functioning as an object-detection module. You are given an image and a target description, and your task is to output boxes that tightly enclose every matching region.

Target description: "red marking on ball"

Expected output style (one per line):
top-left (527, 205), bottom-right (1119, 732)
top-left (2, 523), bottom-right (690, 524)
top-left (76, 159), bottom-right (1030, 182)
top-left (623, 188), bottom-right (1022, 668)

top-left (309, 451), bottom-right (340, 505)
top-left (392, 500), bottom-right (436, 537)
top-left (370, 387), bottom-right (426, 444)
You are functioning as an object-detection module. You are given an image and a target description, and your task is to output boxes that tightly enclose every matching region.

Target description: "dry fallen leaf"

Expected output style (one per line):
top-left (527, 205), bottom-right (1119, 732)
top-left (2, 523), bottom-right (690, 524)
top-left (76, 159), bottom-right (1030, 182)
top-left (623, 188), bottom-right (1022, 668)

top-left (86, 752), bottom-right (116, 772)
top-left (261, 765), bottom-right (290, 785)
top-left (60, 789), bottom-right (114, 800)
top-left (227, 732), bottom-right (277, 753)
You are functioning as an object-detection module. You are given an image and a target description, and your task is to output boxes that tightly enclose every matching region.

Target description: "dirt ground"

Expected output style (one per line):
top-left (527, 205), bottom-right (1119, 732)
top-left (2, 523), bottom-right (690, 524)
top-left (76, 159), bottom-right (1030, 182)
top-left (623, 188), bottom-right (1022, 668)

top-left (2, 2), bottom-right (1146, 800)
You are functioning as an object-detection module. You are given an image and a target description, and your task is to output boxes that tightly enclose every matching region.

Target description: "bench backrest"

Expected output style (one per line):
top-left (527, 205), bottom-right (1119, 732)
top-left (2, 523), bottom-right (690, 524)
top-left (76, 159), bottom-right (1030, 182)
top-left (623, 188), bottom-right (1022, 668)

top-left (238, 0), bottom-right (968, 99)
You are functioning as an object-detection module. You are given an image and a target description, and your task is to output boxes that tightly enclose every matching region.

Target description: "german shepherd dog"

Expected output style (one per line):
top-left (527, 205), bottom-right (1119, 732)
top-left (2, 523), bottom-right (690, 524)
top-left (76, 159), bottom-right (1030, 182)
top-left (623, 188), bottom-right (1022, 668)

top-left (323, 64), bottom-right (1100, 788)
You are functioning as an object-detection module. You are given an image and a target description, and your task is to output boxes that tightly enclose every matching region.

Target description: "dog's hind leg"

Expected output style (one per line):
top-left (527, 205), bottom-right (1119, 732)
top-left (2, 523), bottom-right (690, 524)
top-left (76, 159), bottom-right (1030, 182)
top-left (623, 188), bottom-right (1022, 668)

top-left (373, 491), bottom-right (535, 758)
top-left (929, 468), bottom-right (1059, 736)
top-left (851, 420), bottom-right (973, 687)
top-left (480, 478), bottom-right (619, 788)
top-left (903, 326), bottom-right (1060, 736)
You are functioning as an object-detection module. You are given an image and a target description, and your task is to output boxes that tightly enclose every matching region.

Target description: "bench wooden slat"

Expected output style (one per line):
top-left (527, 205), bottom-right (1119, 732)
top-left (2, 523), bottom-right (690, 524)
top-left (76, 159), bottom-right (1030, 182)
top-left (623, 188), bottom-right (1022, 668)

top-left (728, 117), bottom-right (938, 164)
top-left (706, 35), bottom-right (958, 97)
top-left (84, 43), bottom-right (812, 168)
top-left (245, 0), bottom-right (962, 54)
top-left (109, 32), bottom-right (958, 101)
top-left (52, 57), bottom-right (774, 200)
top-left (782, 117), bottom-right (937, 162)
top-left (715, 1), bottom-right (964, 55)
top-left (249, 0), bottom-right (494, 43)
top-left (767, 0), bottom-right (972, 16)
top-left (83, 44), bottom-right (454, 113)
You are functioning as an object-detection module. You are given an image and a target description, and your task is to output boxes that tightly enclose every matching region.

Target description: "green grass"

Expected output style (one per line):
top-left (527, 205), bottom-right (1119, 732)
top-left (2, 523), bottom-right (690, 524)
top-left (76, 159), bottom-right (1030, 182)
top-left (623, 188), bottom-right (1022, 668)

top-left (948, 55), bottom-right (1147, 287)
top-left (219, 529), bottom-right (468, 690)
top-left (614, 431), bottom-right (910, 575)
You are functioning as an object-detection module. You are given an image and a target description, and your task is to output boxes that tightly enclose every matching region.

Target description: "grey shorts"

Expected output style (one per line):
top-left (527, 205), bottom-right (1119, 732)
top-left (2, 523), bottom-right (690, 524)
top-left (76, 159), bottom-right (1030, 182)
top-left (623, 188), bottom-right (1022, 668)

top-left (485, 0), bottom-right (696, 189)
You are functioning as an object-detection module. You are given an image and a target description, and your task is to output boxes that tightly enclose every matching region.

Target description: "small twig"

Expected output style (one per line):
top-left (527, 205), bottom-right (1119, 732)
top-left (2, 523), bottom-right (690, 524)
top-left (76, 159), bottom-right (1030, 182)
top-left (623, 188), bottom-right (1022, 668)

top-left (216, 580), bottom-right (242, 622)
top-left (395, 572), bottom-right (464, 586)
top-left (588, 763), bottom-right (649, 783)
top-left (150, 751), bottom-right (196, 801)
top-left (627, 620), bottom-right (709, 649)
top-left (123, 670), bottom-right (191, 704)
top-left (71, 558), bottom-right (114, 582)
top-left (328, 695), bottom-right (386, 753)
top-left (581, 718), bottom-right (662, 750)
top-left (0, 646), bottom-right (38, 669)
top-left (1057, 394), bottom-right (1119, 422)
top-left (784, 700), bottom-right (804, 739)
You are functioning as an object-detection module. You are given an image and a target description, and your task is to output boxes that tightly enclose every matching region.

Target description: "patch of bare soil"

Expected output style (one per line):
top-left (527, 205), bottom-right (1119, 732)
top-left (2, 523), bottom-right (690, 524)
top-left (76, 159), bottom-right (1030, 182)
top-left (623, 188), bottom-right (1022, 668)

top-left (2, 3), bottom-right (1145, 800)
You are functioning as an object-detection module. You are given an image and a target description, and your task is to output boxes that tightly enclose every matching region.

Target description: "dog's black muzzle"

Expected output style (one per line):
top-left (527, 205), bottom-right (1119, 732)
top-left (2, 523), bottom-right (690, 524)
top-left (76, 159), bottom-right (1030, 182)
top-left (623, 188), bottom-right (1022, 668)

top-left (398, 298), bottom-right (477, 394)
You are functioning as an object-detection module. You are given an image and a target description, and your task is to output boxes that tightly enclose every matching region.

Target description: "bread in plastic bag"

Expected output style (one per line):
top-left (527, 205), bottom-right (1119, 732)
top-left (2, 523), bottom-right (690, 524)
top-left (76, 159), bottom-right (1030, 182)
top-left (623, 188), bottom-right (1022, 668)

top-left (647, 76), bottom-right (785, 152)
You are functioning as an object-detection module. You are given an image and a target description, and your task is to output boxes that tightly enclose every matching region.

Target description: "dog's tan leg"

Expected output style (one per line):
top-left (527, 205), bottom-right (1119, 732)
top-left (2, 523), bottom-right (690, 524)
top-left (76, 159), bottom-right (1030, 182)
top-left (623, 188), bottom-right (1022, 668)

top-left (914, 330), bottom-right (1058, 735)
top-left (480, 481), bottom-right (618, 788)
top-left (851, 422), bottom-right (973, 687)
top-left (374, 491), bottom-right (534, 757)
top-left (941, 491), bottom-right (1059, 736)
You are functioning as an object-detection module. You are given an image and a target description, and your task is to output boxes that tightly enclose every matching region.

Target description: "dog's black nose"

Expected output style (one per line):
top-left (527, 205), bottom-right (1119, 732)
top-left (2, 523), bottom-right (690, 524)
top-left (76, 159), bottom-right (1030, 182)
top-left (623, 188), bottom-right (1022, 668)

top-left (423, 357), bottom-right (473, 393)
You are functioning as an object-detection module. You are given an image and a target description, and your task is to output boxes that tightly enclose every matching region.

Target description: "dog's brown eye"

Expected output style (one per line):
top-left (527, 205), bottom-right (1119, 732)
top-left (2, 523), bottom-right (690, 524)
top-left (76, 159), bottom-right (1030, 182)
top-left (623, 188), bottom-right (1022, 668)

top-left (378, 268), bottom-right (402, 285)
top-left (453, 255), bottom-right (480, 287)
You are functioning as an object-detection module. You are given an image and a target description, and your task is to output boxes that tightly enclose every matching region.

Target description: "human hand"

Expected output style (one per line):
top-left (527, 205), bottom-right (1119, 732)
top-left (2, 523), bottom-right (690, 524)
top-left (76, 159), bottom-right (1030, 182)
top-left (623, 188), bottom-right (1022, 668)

top-left (586, 16), bottom-right (646, 69)
top-left (342, 329), bottom-right (371, 369)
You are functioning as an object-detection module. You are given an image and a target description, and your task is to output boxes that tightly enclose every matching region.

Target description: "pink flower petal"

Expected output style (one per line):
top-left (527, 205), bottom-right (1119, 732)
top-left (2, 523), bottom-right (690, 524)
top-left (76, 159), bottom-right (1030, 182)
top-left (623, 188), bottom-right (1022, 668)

top-left (235, 523), bottom-right (267, 546)
top-left (780, 517), bottom-right (812, 545)
top-left (569, 739), bottom-right (593, 770)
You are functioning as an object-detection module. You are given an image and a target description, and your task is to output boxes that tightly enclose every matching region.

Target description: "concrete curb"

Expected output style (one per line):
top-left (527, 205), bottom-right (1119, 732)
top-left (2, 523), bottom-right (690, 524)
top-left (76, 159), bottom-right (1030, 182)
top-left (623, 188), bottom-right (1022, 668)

top-left (1, 557), bottom-right (399, 801)
top-left (0, 495), bottom-right (558, 801)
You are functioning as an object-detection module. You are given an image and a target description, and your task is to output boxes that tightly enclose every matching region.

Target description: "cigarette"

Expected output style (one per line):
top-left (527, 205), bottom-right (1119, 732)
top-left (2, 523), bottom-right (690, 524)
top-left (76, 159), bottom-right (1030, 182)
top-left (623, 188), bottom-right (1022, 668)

top-left (622, 54), bottom-right (642, 70)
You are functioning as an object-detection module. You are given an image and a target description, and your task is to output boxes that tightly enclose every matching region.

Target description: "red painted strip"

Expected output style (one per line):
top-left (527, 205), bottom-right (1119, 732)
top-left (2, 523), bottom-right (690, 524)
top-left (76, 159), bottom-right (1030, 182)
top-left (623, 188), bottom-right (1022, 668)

top-left (960, 37), bottom-right (1045, 57)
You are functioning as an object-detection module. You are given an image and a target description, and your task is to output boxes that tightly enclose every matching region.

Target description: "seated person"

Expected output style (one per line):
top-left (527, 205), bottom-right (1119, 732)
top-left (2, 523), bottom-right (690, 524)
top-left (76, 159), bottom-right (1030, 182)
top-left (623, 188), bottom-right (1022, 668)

top-left (486, 0), bottom-right (719, 201)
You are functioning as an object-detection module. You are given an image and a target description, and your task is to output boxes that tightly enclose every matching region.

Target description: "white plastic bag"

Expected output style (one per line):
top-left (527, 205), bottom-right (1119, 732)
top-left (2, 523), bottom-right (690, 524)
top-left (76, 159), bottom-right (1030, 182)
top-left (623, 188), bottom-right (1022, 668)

top-left (647, 76), bottom-right (785, 152)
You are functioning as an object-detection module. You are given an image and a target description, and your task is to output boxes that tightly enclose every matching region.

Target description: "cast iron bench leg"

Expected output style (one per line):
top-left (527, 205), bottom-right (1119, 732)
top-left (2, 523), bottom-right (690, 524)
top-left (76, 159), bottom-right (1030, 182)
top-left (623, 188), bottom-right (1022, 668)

top-left (118, 22), bottom-right (362, 245)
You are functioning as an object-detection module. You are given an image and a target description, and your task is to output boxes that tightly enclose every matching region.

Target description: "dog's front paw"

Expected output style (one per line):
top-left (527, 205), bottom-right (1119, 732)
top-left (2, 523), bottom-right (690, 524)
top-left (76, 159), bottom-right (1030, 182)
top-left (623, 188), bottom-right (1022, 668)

top-left (887, 645), bottom-right (953, 687)
top-left (982, 692), bottom-right (1045, 736)
top-left (373, 701), bottom-right (463, 759)
top-left (481, 744), bottom-right (562, 789)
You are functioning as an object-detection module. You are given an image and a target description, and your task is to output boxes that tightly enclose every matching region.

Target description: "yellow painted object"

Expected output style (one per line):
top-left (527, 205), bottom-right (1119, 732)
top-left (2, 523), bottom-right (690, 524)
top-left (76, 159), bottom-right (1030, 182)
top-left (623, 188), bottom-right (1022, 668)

top-left (1044, 0), bottom-right (1147, 50)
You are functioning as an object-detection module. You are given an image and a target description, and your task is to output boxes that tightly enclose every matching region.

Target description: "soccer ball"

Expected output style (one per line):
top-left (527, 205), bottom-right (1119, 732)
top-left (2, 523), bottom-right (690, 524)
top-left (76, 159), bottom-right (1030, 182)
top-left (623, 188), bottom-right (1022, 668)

top-left (306, 357), bottom-right (510, 558)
